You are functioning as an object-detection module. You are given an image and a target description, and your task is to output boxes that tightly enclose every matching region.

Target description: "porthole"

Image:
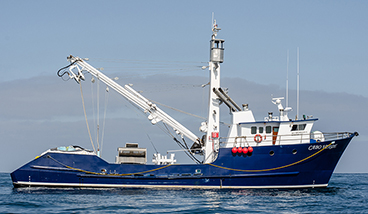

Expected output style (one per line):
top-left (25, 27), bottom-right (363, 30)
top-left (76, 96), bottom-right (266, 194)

top-left (269, 150), bottom-right (275, 156)
top-left (292, 149), bottom-right (297, 155)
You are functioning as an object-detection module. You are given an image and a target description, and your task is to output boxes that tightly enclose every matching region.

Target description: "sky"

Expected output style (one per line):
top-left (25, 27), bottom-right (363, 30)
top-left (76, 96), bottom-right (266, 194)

top-left (1, 0), bottom-right (367, 173)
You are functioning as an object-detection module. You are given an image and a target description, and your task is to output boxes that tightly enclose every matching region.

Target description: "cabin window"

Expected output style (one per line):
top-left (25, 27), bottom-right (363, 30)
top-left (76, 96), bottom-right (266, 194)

top-left (266, 126), bottom-right (271, 133)
top-left (251, 126), bottom-right (257, 134)
top-left (259, 127), bottom-right (264, 134)
top-left (291, 124), bottom-right (306, 131)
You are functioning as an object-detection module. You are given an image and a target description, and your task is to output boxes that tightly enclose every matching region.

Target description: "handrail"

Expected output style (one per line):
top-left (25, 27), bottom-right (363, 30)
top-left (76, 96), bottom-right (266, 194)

top-left (220, 132), bottom-right (354, 146)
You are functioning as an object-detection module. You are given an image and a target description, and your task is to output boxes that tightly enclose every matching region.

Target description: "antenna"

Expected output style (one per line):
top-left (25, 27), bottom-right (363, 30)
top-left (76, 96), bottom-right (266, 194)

top-left (97, 73), bottom-right (100, 157)
top-left (212, 12), bottom-right (214, 30)
top-left (286, 49), bottom-right (289, 108)
top-left (296, 47), bottom-right (300, 120)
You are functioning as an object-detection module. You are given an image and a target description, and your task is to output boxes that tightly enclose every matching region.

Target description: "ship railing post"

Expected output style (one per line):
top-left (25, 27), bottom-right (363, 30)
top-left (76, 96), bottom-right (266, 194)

top-left (300, 134), bottom-right (303, 144)
top-left (278, 135), bottom-right (281, 145)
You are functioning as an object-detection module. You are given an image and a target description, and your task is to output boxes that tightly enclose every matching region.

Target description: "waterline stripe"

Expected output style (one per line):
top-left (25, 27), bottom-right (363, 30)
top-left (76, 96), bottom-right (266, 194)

top-left (14, 181), bottom-right (328, 189)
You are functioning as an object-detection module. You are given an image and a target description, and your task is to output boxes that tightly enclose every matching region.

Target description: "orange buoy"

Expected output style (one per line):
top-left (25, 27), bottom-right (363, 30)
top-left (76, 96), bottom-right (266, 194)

top-left (242, 147), bottom-right (248, 154)
top-left (248, 146), bottom-right (253, 153)
top-left (237, 147), bottom-right (243, 153)
top-left (232, 147), bottom-right (238, 153)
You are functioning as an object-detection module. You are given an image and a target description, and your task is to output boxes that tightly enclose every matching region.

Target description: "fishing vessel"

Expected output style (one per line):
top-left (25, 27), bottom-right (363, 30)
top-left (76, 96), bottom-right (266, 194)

top-left (11, 21), bottom-right (358, 189)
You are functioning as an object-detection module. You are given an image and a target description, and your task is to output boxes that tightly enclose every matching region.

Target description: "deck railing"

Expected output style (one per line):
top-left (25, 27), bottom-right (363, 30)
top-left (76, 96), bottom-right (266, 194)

top-left (220, 132), bottom-right (355, 146)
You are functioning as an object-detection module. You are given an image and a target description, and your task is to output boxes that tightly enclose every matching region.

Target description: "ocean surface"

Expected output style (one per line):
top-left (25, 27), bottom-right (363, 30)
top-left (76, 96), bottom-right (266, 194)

top-left (1, 173), bottom-right (367, 213)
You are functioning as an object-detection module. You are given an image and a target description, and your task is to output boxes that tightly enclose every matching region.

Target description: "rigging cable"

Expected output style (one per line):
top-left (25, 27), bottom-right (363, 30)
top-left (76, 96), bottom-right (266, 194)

top-left (148, 99), bottom-right (205, 120)
top-left (182, 137), bottom-right (201, 163)
top-left (100, 86), bottom-right (110, 155)
top-left (126, 100), bottom-right (201, 164)
top-left (121, 102), bottom-right (163, 154)
top-left (79, 82), bottom-right (96, 154)
top-left (96, 75), bottom-right (101, 155)
top-left (125, 101), bottom-right (197, 162)
top-left (146, 134), bottom-right (158, 154)
top-left (162, 123), bottom-right (200, 164)
top-left (86, 58), bottom-right (207, 79)
top-left (148, 98), bottom-right (231, 127)
top-left (57, 59), bottom-right (83, 80)
top-left (57, 61), bottom-right (78, 78)
top-left (172, 137), bottom-right (200, 164)
top-left (90, 77), bottom-right (97, 154)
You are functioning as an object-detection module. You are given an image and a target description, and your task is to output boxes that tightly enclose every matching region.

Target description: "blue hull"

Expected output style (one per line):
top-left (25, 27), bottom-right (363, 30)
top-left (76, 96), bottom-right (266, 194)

top-left (11, 134), bottom-right (354, 189)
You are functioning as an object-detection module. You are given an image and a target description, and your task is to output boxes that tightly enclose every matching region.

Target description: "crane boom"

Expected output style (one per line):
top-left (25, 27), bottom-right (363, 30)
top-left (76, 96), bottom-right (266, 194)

top-left (64, 55), bottom-right (200, 145)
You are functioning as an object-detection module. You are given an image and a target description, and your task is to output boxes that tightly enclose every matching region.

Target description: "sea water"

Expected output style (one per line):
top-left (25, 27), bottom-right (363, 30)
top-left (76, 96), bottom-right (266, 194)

top-left (1, 173), bottom-right (367, 213)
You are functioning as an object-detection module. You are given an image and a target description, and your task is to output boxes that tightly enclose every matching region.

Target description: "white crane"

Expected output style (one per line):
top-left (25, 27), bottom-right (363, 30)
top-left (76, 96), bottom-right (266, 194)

top-left (65, 56), bottom-right (201, 143)
top-left (59, 55), bottom-right (202, 159)
top-left (57, 20), bottom-right (225, 164)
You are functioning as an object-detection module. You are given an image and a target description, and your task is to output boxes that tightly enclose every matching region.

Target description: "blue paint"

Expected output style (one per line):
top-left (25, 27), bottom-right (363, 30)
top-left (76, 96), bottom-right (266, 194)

top-left (11, 133), bottom-right (355, 188)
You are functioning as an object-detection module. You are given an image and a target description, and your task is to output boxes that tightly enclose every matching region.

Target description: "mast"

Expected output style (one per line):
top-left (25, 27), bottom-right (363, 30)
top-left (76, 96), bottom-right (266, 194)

top-left (204, 19), bottom-right (224, 163)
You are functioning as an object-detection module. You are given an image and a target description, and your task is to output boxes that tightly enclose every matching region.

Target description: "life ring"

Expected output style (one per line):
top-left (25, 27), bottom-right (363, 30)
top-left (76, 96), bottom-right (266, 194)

top-left (254, 134), bottom-right (262, 143)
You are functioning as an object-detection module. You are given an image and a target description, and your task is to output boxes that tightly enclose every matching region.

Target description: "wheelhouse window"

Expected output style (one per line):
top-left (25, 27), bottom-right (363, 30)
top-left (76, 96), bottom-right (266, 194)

top-left (266, 126), bottom-right (271, 133)
top-left (259, 127), bottom-right (264, 133)
top-left (251, 126), bottom-right (257, 134)
top-left (291, 124), bottom-right (306, 131)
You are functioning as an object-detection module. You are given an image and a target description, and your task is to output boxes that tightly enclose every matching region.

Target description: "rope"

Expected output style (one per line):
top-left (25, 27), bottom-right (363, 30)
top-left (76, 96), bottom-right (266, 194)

top-left (207, 141), bottom-right (334, 172)
top-left (100, 87), bottom-right (109, 155)
top-left (149, 99), bottom-right (231, 126)
top-left (46, 142), bottom-right (333, 176)
top-left (47, 155), bottom-right (172, 176)
top-left (90, 77), bottom-right (97, 150)
top-left (80, 83), bottom-right (96, 153)
top-left (149, 99), bottom-right (205, 120)
top-left (96, 76), bottom-right (100, 152)
top-left (91, 57), bottom-right (206, 64)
